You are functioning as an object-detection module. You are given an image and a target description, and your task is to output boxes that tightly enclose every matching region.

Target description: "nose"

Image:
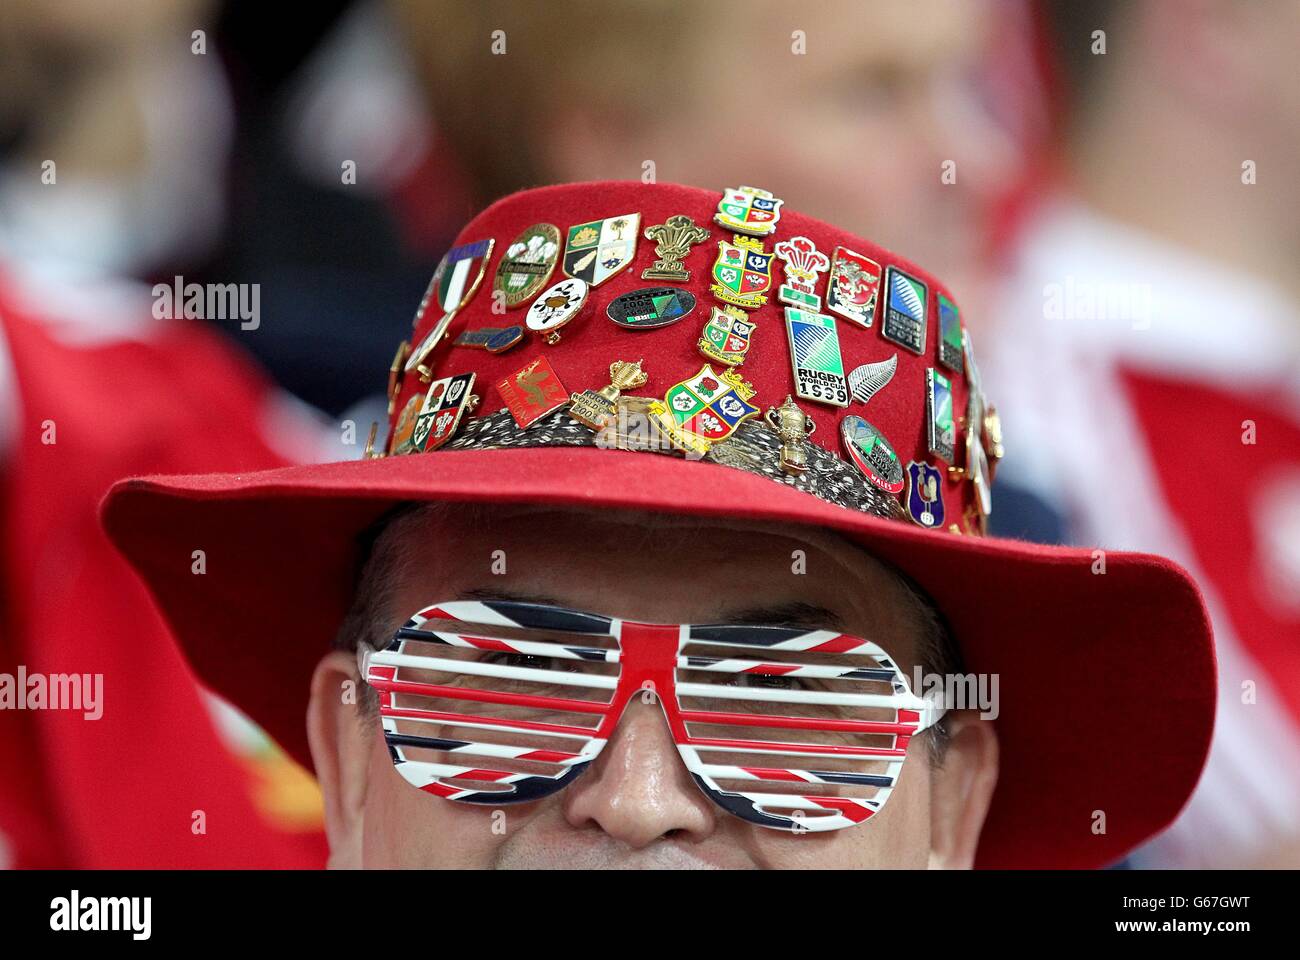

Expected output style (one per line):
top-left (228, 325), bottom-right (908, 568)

top-left (561, 694), bottom-right (718, 848)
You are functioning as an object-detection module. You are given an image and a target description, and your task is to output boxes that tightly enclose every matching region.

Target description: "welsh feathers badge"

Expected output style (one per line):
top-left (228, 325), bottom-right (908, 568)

top-left (563, 214), bottom-right (641, 287)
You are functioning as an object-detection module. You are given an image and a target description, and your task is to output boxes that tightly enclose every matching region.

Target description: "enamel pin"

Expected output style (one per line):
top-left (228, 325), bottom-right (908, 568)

top-left (937, 293), bottom-right (964, 374)
top-left (412, 372), bottom-right (478, 452)
top-left (905, 461), bottom-right (946, 528)
top-left (784, 308), bottom-right (850, 407)
top-left (840, 415), bottom-right (904, 494)
top-left (714, 186), bottom-right (783, 237)
top-left (498, 356), bottom-right (571, 428)
top-left (433, 239), bottom-right (495, 314)
top-left (826, 246), bottom-right (882, 329)
top-left (494, 224), bottom-right (560, 308)
top-left (926, 368), bottom-right (956, 463)
top-left (454, 325), bottom-right (526, 354)
top-left (563, 214), bottom-right (640, 287)
top-left (387, 340), bottom-right (410, 415)
top-left (774, 236), bottom-right (830, 311)
top-left (698, 305), bottom-right (754, 367)
top-left (846, 353), bottom-right (898, 405)
top-left (569, 359), bottom-right (649, 431)
top-left (651, 364), bottom-right (760, 456)
top-left (642, 214), bottom-right (710, 282)
top-left (606, 287), bottom-right (697, 329)
top-left (405, 309), bottom-right (459, 382)
top-left (710, 235), bottom-right (772, 310)
top-left (882, 265), bottom-right (928, 355)
top-left (765, 395), bottom-right (817, 475)
top-left (526, 277), bottom-right (589, 344)
top-left (388, 394), bottom-right (422, 455)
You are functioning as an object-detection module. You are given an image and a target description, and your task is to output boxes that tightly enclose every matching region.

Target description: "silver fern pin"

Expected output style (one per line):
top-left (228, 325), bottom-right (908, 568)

top-left (847, 354), bottom-right (898, 404)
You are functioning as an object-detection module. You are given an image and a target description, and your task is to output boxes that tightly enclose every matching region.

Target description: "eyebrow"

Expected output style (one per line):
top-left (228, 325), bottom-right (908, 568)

top-left (454, 588), bottom-right (845, 631)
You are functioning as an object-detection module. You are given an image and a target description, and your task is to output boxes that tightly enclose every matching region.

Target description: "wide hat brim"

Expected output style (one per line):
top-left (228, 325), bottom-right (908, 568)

top-left (102, 445), bottom-right (1215, 869)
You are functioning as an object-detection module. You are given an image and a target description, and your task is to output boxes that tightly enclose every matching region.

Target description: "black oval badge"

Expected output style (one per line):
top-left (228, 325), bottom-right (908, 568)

top-left (606, 287), bottom-right (697, 329)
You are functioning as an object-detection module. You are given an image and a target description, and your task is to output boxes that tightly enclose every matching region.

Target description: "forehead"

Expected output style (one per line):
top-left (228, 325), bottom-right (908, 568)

top-left (374, 505), bottom-right (926, 662)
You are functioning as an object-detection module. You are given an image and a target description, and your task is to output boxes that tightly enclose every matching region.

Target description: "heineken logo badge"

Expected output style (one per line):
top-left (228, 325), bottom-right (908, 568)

top-left (784, 307), bottom-right (850, 407)
top-left (840, 415), bottom-right (904, 494)
top-left (498, 356), bottom-right (570, 429)
top-left (563, 214), bottom-right (640, 287)
top-left (454, 325), bottom-right (526, 354)
top-left (494, 224), bottom-right (560, 308)
top-left (698, 305), bottom-right (754, 367)
top-left (433, 239), bottom-right (495, 314)
top-left (710, 236), bottom-right (772, 310)
top-left (606, 287), bottom-right (697, 329)
top-left (926, 368), bottom-right (956, 463)
top-left (882, 266), bottom-right (928, 355)
top-left (774, 236), bottom-right (830, 311)
top-left (826, 246), bottom-right (882, 329)
top-left (713, 186), bottom-right (783, 237)
top-left (412, 372), bottom-right (476, 452)
top-left (651, 364), bottom-right (760, 456)
top-left (937, 293), bottom-right (964, 374)
top-left (906, 461), bottom-right (946, 528)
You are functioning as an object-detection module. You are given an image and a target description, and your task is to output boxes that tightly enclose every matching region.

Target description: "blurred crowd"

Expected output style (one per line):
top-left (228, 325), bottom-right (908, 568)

top-left (0, 0), bottom-right (1296, 868)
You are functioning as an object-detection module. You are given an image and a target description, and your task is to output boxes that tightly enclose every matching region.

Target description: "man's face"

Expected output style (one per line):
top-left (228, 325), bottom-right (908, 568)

top-left (308, 506), bottom-right (997, 868)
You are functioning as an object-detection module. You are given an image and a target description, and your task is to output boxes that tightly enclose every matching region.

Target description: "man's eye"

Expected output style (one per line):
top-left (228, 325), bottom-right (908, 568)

top-left (485, 652), bottom-right (553, 670)
top-left (730, 673), bottom-right (801, 690)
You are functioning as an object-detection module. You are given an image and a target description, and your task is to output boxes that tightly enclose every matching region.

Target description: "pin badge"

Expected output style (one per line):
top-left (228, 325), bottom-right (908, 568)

top-left (905, 461), bottom-right (946, 528)
top-left (493, 224), bottom-right (560, 308)
top-left (710, 235), bottom-right (773, 310)
top-left (765, 395), bottom-right (817, 475)
top-left (698, 305), bottom-right (754, 367)
top-left (594, 394), bottom-right (675, 454)
top-left (642, 214), bottom-right (710, 282)
top-left (713, 186), bottom-right (783, 237)
top-left (526, 277), bottom-right (589, 344)
top-left (405, 309), bottom-right (459, 382)
top-left (826, 247), bottom-right (882, 328)
top-left (774, 236), bottom-right (830, 311)
top-left (606, 287), bottom-right (697, 330)
top-left (846, 353), bottom-right (898, 405)
top-left (412, 372), bottom-right (478, 452)
top-left (881, 266), bottom-right (928, 355)
top-left (840, 415), bottom-right (904, 494)
top-left (387, 340), bottom-right (411, 415)
top-left (966, 415), bottom-right (992, 521)
top-left (926, 368), bottom-right (956, 463)
top-left (569, 359), bottom-right (649, 431)
top-left (498, 356), bottom-right (571, 428)
top-left (651, 364), bottom-right (760, 456)
top-left (389, 394), bottom-right (422, 455)
top-left (563, 214), bottom-right (640, 287)
top-left (454, 325), bottom-right (526, 353)
top-left (937, 293), bottom-right (964, 374)
top-left (432, 239), bottom-right (495, 314)
top-left (784, 308), bottom-right (850, 407)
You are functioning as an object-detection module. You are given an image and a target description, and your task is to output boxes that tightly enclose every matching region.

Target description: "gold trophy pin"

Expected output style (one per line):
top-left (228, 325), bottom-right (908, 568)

top-left (569, 359), bottom-right (649, 431)
top-left (765, 395), bottom-right (817, 476)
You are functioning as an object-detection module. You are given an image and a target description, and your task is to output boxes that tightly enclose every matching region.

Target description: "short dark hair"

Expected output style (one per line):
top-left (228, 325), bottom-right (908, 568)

top-left (334, 502), bottom-right (961, 760)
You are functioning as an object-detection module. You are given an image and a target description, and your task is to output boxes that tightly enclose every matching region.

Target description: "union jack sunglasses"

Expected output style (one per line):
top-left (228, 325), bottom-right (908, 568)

top-left (358, 599), bottom-right (945, 832)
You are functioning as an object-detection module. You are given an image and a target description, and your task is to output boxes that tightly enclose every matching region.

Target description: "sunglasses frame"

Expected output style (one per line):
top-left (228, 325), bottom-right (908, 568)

top-left (358, 598), bottom-right (945, 832)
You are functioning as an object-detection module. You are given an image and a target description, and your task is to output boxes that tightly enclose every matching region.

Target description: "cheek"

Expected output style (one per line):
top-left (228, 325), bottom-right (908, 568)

top-left (744, 752), bottom-right (933, 869)
top-left (361, 744), bottom-right (508, 868)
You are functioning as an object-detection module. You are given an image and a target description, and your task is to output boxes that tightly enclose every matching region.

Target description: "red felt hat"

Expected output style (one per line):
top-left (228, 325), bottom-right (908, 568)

top-left (101, 181), bottom-right (1215, 868)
